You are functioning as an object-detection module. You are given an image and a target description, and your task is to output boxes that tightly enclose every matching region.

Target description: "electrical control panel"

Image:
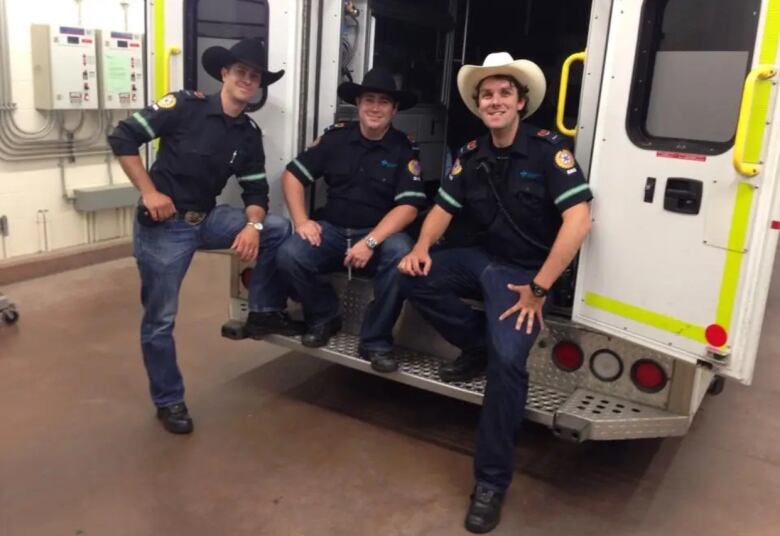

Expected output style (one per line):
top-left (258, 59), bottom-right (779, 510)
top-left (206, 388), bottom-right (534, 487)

top-left (30, 24), bottom-right (99, 110)
top-left (97, 30), bottom-right (145, 109)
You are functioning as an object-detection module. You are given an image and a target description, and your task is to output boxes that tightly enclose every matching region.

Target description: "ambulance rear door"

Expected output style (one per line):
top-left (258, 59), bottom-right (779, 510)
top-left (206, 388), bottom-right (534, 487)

top-left (572, 0), bottom-right (780, 384)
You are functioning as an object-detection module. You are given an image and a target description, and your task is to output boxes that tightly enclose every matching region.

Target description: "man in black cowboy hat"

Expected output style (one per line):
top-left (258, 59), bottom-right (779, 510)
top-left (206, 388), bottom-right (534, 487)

top-left (276, 67), bottom-right (428, 372)
top-left (108, 38), bottom-right (301, 434)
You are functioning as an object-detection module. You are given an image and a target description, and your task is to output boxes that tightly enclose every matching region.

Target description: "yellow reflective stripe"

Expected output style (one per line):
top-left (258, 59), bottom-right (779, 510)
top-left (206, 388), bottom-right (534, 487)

top-left (554, 183), bottom-right (590, 205)
top-left (395, 191), bottom-right (426, 201)
top-left (132, 112), bottom-right (155, 139)
top-left (747, 0), bottom-right (780, 161)
top-left (153, 1), bottom-right (166, 101)
top-left (238, 173), bottom-right (267, 182)
top-left (437, 187), bottom-right (462, 209)
top-left (716, 182), bottom-right (755, 329)
top-left (292, 159), bottom-right (314, 183)
top-left (584, 293), bottom-right (707, 344)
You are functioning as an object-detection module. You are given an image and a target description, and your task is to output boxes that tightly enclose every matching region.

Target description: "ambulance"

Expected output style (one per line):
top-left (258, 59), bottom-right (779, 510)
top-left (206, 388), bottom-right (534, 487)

top-left (150, 0), bottom-right (780, 441)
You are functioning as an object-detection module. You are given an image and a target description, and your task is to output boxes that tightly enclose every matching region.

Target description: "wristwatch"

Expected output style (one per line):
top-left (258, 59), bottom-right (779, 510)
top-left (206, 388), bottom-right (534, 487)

top-left (247, 221), bottom-right (264, 232)
top-left (364, 235), bottom-right (379, 249)
top-left (529, 280), bottom-right (549, 298)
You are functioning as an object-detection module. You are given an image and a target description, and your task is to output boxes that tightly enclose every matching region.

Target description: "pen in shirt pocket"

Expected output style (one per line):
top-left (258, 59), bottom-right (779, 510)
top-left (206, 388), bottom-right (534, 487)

top-left (229, 150), bottom-right (238, 165)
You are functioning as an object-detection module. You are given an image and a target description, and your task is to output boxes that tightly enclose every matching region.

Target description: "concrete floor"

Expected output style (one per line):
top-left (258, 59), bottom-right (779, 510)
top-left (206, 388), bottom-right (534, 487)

top-left (1, 252), bottom-right (779, 536)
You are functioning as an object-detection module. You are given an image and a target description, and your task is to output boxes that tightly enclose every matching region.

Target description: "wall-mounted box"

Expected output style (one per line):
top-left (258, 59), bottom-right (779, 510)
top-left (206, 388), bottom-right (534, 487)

top-left (97, 30), bottom-right (145, 110)
top-left (30, 24), bottom-right (99, 110)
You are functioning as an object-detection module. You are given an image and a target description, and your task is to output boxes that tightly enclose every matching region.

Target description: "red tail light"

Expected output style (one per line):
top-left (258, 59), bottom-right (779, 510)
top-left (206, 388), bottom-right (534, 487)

top-left (631, 359), bottom-right (668, 393)
top-left (240, 268), bottom-right (253, 289)
top-left (552, 341), bottom-right (584, 372)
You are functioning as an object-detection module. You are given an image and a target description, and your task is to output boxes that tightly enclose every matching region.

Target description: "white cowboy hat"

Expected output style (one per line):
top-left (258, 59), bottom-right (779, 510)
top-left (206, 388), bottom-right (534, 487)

top-left (457, 52), bottom-right (546, 119)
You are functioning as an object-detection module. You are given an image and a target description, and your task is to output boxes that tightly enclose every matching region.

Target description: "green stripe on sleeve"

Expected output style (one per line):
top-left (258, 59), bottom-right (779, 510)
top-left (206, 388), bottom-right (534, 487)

top-left (292, 159), bottom-right (315, 183)
top-left (132, 112), bottom-right (155, 139)
top-left (395, 191), bottom-right (427, 201)
top-left (237, 173), bottom-right (267, 182)
top-left (554, 183), bottom-right (590, 205)
top-left (437, 187), bottom-right (462, 209)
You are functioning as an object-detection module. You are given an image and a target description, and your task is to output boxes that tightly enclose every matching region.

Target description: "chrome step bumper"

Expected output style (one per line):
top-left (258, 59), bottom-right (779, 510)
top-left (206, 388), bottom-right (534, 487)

top-left (222, 321), bottom-right (690, 442)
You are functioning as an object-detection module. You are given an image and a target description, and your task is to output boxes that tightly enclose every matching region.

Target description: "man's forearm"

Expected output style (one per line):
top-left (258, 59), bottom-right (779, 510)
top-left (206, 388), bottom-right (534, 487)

top-left (117, 155), bottom-right (156, 196)
top-left (534, 203), bottom-right (592, 289)
top-left (369, 205), bottom-right (418, 243)
top-left (282, 171), bottom-right (309, 227)
top-left (245, 205), bottom-right (266, 223)
top-left (415, 205), bottom-right (453, 250)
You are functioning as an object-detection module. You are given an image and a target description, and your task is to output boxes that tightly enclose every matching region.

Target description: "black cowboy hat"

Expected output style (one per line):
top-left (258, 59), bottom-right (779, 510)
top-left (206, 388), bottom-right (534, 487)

top-left (337, 67), bottom-right (418, 110)
top-left (202, 37), bottom-right (285, 87)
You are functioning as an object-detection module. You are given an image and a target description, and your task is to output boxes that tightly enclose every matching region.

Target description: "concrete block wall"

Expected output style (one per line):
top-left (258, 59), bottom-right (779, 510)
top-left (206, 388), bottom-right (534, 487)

top-left (0, 0), bottom-right (145, 260)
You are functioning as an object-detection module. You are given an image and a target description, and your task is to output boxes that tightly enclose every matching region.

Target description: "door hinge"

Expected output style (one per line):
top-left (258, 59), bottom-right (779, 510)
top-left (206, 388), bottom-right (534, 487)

top-left (0, 215), bottom-right (8, 237)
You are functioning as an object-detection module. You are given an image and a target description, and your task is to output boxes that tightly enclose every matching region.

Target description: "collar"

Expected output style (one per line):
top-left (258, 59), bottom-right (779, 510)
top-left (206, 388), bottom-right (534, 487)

top-left (207, 92), bottom-right (249, 126)
top-left (347, 123), bottom-right (394, 151)
top-left (475, 123), bottom-right (530, 162)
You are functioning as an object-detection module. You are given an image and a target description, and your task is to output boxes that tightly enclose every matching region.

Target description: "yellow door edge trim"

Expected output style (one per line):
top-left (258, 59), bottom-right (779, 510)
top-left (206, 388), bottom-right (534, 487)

top-left (153, 0), bottom-right (166, 101)
top-left (583, 292), bottom-right (707, 344)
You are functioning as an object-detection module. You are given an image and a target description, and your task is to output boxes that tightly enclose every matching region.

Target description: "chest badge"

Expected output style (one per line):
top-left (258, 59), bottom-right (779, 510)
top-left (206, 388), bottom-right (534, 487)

top-left (554, 149), bottom-right (576, 170)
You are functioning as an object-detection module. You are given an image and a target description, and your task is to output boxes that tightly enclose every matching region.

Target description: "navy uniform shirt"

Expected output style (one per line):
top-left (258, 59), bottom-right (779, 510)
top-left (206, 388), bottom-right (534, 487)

top-left (286, 122), bottom-right (428, 228)
top-left (435, 123), bottom-right (593, 269)
top-left (108, 90), bottom-right (268, 212)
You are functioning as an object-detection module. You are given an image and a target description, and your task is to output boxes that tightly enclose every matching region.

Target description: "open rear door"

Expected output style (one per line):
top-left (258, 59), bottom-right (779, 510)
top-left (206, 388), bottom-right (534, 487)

top-left (573, 0), bottom-right (780, 384)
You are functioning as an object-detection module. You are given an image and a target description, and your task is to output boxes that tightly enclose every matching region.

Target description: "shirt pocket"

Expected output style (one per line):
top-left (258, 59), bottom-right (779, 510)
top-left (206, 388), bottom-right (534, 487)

top-left (511, 179), bottom-right (548, 216)
top-left (367, 171), bottom-right (395, 201)
top-left (464, 187), bottom-right (497, 227)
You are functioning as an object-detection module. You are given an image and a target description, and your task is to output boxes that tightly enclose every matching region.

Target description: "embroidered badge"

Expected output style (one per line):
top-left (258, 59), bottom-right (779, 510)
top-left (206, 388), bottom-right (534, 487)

top-left (157, 94), bottom-right (177, 109)
top-left (554, 149), bottom-right (576, 170)
top-left (451, 158), bottom-right (463, 177)
top-left (466, 140), bottom-right (478, 151)
top-left (408, 159), bottom-right (421, 176)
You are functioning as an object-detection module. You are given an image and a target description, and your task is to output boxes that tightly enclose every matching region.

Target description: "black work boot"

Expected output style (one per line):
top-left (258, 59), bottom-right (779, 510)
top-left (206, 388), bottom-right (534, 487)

top-left (439, 350), bottom-right (488, 382)
top-left (464, 485), bottom-right (504, 534)
top-left (156, 402), bottom-right (194, 434)
top-left (358, 346), bottom-right (398, 373)
top-left (245, 311), bottom-right (305, 339)
top-left (301, 316), bottom-right (343, 347)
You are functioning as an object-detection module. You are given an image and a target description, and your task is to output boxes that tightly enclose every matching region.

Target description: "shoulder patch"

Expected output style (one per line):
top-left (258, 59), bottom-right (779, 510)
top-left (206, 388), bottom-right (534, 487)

top-left (407, 159), bottom-right (421, 177)
top-left (554, 149), bottom-right (576, 170)
top-left (534, 128), bottom-right (564, 145)
top-left (450, 157), bottom-right (463, 177)
top-left (459, 139), bottom-right (478, 156)
top-left (157, 93), bottom-right (177, 109)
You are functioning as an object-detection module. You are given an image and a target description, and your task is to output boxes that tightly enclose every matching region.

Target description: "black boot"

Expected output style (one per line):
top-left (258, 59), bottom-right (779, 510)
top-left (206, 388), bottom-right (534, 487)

top-left (358, 346), bottom-right (398, 373)
top-left (245, 311), bottom-right (305, 338)
top-left (464, 485), bottom-right (504, 534)
top-left (439, 350), bottom-right (487, 382)
top-left (156, 402), bottom-right (194, 434)
top-left (301, 316), bottom-right (343, 347)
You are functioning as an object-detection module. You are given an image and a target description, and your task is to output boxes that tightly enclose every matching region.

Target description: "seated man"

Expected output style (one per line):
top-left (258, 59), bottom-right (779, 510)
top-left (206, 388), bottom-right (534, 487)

top-left (108, 38), bottom-right (300, 434)
top-left (398, 53), bottom-right (593, 533)
top-left (277, 67), bottom-right (428, 373)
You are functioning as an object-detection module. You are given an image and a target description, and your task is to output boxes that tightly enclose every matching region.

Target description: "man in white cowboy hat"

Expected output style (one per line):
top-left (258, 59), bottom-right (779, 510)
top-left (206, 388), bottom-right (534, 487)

top-left (108, 37), bottom-right (301, 435)
top-left (277, 66), bottom-right (428, 373)
top-left (398, 52), bottom-right (593, 533)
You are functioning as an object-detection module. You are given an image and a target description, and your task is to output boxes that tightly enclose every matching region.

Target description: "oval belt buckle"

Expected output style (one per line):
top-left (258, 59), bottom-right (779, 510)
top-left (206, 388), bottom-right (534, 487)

top-left (184, 211), bottom-right (206, 225)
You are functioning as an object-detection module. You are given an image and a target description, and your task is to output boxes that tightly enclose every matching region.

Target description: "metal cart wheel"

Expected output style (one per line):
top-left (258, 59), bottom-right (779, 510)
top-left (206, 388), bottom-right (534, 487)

top-left (2, 307), bottom-right (19, 325)
top-left (707, 375), bottom-right (725, 396)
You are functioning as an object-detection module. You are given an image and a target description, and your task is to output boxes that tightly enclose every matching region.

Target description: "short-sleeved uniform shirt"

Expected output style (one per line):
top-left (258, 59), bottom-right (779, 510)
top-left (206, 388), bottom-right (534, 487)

top-left (108, 90), bottom-right (269, 211)
top-left (435, 123), bottom-right (593, 269)
top-left (286, 122), bottom-right (428, 228)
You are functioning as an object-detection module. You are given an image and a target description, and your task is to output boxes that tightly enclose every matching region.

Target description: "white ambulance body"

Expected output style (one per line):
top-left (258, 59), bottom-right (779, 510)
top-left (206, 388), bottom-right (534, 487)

top-left (150, 0), bottom-right (780, 441)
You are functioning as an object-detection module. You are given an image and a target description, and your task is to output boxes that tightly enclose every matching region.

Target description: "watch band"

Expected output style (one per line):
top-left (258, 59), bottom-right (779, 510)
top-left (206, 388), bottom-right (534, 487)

top-left (530, 280), bottom-right (549, 298)
top-left (247, 221), bottom-right (264, 231)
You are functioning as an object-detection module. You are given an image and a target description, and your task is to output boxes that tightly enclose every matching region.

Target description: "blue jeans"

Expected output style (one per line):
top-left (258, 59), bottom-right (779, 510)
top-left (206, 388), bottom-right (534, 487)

top-left (133, 205), bottom-right (291, 407)
top-left (276, 221), bottom-right (413, 351)
top-left (399, 247), bottom-right (547, 492)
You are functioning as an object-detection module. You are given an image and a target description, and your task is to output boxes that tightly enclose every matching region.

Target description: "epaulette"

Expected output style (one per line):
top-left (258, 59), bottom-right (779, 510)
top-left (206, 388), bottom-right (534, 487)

top-left (404, 132), bottom-right (420, 156)
top-left (459, 139), bottom-right (479, 157)
top-left (323, 121), bottom-right (352, 135)
top-left (181, 89), bottom-right (207, 100)
top-left (533, 128), bottom-right (564, 145)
